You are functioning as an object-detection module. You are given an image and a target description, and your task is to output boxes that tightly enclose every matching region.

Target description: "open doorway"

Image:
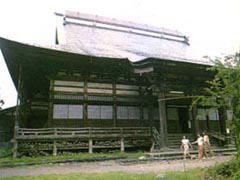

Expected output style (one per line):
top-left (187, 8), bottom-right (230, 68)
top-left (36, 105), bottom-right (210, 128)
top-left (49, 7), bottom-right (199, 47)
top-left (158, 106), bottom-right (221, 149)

top-left (178, 108), bottom-right (189, 133)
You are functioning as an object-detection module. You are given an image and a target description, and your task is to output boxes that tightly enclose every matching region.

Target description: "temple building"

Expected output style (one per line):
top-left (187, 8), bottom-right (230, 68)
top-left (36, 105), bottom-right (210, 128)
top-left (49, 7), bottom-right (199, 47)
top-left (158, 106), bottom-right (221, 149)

top-left (0, 11), bottom-right (231, 156)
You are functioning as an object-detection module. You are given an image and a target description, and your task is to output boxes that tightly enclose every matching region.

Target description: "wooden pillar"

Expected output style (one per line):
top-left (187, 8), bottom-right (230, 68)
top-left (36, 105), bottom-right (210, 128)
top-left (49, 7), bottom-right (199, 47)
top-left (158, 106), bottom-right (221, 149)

top-left (192, 106), bottom-right (199, 136)
top-left (120, 128), bottom-right (125, 152)
top-left (206, 115), bottom-right (210, 132)
top-left (158, 92), bottom-right (167, 148)
top-left (218, 107), bottom-right (227, 134)
top-left (53, 128), bottom-right (57, 156)
top-left (89, 127), bottom-right (93, 153)
top-left (139, 86), bottom-right (144, 127)
top-left (13, 65), bottom-right (22, 158)
top-left (48, 79), bottom-right (54, 127)
top-left (148, 93), bottom-right (154, 128)
top-left (53, 140), bottom-right (57, 156)
top-left (83, 79), bottom-right (88, 127)
top-left (12, 132), bottom-right (18, 158)
top-left (113, 81), bottom-right (117, 127)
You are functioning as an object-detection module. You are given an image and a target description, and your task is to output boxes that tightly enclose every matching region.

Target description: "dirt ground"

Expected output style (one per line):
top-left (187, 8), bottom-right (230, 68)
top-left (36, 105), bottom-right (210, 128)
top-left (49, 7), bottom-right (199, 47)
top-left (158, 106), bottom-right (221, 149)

top-left (0, 156), bottom-right (233, 178)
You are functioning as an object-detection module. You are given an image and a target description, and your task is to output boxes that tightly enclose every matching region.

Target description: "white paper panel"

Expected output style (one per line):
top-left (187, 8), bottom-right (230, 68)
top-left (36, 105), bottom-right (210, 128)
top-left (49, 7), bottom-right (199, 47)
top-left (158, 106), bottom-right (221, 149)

top-left (117, 106), bottom-right (128, 119)
top-left (54, 80), bottom-right (84, 87)
top-left (54, 87), bottom-right (84, 93)
top-left (100, 105), bottom-right (113, 119)
top-left (53, 104), bottom-right (68, 119)
top-left (88, 88), bottom-right (113, 94)
top-left (227, 110), bottom-right (233, 120)
top-left (116, 90), bottom-right (139, 95)
top-left (68, 105), bottom-right (83, 119)
top-left (88, 105), bottom-right (101, 119)
top-left (208, 109), bottom-right (219, 121)
top-left (116, 84), bottom-right (139, 90)
top-left (88, 82), bottom-right (112, 89)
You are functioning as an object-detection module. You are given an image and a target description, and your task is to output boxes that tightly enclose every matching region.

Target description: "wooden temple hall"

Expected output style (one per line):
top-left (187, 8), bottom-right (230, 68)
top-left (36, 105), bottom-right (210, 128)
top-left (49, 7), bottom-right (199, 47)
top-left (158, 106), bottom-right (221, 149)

top-left (0, 11), bottom-right (229, 157)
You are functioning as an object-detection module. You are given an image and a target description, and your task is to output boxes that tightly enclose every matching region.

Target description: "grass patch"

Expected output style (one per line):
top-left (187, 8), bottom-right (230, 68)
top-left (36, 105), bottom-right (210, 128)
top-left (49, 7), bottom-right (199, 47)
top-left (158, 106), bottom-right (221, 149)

top-left (0, 169), bottom-right (202, 180)
top-left (0, 151), bottom-right (144, 168)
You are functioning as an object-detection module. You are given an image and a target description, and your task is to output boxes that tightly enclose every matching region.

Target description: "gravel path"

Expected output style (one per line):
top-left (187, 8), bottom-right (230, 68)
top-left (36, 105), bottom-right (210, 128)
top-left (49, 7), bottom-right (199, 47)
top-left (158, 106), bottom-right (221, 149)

top-left (0, 156), bottom-right (232, 178)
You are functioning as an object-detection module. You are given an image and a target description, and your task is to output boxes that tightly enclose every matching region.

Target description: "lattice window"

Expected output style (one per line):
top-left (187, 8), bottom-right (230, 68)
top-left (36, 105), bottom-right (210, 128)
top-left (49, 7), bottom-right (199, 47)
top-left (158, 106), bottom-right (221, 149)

top-left (117, 106), bottom-right (140, 120)
top-left (53, 105), bottom-right (68, 119)
top-left (117, 106), bottom-right (128, 119)
top-left (68, 105), bottom-right (83, 119)
top-left (128, 107), bottom-right (140, 119)
top-left (88, 105), bottom-right (113, 119)
top-left (54, 94), bottom-right (84, 100)
top-left (53, 104), bottom-right (83, 119)
top-left (197, 109), bottom-right (207, 120)
top-left (208, 109), bottom-right (219, 121)
top-left (88, 96), bottom-right (113, 101)
top-left (101, 105), bottom-right (113, 119)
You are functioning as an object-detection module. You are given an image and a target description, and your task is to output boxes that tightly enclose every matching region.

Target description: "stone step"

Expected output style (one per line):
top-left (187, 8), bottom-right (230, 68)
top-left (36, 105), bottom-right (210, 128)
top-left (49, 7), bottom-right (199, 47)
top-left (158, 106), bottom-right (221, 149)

top-left (147, 147), bottom-right (236, 158)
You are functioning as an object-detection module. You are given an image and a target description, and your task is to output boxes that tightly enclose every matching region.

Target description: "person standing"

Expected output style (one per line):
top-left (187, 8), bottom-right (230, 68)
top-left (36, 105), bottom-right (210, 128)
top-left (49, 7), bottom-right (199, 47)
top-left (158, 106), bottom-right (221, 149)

top-left (192, 133), bottom-right (204, 160)
top-left (203, 132), bottom-right (213, 158)
top-left (180, 136), bottom-right (193, 160)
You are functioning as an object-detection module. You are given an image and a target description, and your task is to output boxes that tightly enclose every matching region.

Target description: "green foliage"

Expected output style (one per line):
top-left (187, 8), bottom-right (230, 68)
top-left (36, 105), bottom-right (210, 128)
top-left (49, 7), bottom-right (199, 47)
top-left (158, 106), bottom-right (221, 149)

top-left (204, 159), bottom-right (240, 180)
top-left (193, 53), bottom-right (240, 149)
top-left (0, 148), bottom-right (12, 158)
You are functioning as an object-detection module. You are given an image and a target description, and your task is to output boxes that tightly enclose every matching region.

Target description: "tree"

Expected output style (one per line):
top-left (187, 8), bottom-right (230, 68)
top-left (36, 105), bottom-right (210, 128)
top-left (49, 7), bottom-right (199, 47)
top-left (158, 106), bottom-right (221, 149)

top-left (0, 99), bottom-right (4, 110)
top-left (194, 52), bottom-right (240, 158)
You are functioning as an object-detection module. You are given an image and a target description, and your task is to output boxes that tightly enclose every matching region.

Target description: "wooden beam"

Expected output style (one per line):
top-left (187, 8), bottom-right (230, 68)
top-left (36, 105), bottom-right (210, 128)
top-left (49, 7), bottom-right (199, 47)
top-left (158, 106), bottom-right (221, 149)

top-left (158, 92), bottom-right (167, 148)
top-left (13, 65), bottom-right (22, 158)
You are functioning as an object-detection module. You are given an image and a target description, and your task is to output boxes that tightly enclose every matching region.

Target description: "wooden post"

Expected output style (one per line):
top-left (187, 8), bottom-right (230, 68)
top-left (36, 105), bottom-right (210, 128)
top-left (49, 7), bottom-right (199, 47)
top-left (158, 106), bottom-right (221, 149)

top-left (206, 115), bottom-right (210, 132)
top-left (113, 81), bottom-right (117, 127)
top-left (120, 128), bottom-right (125, 152)
top-left (83, 79), bottom-right (88, 127)
top-left (53, 128), bottom-right (57, 156)
top-left (150, 141), bottom-right (155, 153)
top-left (48, 80), bottom-right (54, 127)
top-left (150, 127), bottom-right (155, 152)
top-left (53, 140), bottom-right (57, 156)
top-left (218, 107), bottom-right (227, 134)
top-left (13, 65), bottom-right (22, 158)
top-left (158, 92), bottom-right (167, 148)
top-left (89, 127), bottom-right (93, 153)
top-left (12, 126), bottom-right (18, 158)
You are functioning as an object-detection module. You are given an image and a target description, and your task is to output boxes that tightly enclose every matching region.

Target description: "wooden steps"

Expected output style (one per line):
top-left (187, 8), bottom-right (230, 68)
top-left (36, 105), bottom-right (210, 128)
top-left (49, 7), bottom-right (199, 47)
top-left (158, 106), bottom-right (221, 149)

top-left (146, 147), bottom-right (236, 160)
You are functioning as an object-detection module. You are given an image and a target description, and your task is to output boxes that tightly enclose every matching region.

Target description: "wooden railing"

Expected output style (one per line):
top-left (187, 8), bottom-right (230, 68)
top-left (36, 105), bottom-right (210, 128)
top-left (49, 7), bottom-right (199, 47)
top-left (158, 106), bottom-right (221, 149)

top-left (17, 127), bottom-right (151, 140)
top-left (14, 127), bottom-right (152, 157)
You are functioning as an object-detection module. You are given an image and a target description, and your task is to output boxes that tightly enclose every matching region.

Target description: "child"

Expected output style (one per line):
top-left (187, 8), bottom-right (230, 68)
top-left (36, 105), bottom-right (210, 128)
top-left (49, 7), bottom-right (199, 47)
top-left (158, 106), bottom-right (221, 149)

top-left (180, 136), bottom-right (193, 160)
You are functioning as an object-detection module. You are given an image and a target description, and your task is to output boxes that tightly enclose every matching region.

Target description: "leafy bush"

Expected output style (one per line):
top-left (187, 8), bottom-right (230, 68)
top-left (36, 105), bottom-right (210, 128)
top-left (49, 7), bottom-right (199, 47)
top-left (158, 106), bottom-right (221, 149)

top-left (0, 148), bottom-right (12, 158)
top-left (204, 159), bottom-right (240, 180)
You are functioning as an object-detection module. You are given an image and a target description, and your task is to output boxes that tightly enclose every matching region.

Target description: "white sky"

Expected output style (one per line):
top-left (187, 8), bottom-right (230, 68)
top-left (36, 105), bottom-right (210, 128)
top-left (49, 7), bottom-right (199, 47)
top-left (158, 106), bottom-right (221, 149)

top-left (0, 0), bottom-right (240, 108)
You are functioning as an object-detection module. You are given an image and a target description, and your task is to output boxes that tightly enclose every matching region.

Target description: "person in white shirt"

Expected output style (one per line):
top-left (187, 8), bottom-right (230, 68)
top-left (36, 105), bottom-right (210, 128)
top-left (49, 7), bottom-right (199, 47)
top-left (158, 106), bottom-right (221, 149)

top-left (203, 132), bottom-right (213, 158)
top-left (192, 133), bottom-right (204, 160)
top-left (180, 136), bottom-right (193, 160)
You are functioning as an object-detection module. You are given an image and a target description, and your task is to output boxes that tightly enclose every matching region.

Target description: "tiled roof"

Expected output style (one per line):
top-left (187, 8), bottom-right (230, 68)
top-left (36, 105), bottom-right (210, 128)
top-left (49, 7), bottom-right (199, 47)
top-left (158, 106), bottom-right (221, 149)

top-left (55, 11), bottom-right (212, 65)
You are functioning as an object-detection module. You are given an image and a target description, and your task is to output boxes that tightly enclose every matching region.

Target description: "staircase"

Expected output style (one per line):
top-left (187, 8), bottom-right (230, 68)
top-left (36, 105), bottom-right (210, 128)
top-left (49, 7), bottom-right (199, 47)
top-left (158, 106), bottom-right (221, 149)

top-left (167, 133), bottom-right (196, 149)
top-left (149, 130), bottom-right (236, 160)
